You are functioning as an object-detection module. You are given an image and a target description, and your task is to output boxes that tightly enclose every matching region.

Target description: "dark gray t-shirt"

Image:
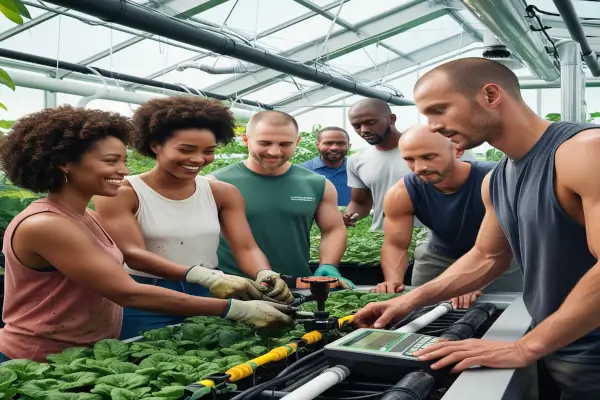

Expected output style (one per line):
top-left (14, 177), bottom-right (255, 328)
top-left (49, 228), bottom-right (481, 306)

top-left (490, 121), bottom-right (600, 362)
top-left (405, 161), bottom-right (495, 259)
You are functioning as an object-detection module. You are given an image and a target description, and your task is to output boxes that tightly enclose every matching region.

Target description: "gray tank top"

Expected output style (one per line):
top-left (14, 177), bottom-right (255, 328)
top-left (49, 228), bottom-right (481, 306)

top-left (489, 121), bottom-right (600, 362)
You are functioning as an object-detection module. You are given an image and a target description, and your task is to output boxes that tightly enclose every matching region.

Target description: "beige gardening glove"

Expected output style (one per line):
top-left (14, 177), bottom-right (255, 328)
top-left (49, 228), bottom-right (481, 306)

top-left (255, 270), bottom-right (294, 304)
top-left (223, 299), bottom-right (295, 329)
top-left (186, 265), bottom-right (274, 302)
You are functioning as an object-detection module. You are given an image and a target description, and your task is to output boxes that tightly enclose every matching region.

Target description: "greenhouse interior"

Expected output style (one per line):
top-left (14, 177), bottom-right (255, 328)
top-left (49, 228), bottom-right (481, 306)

top-left (0, 0), bottom-right (599, 399)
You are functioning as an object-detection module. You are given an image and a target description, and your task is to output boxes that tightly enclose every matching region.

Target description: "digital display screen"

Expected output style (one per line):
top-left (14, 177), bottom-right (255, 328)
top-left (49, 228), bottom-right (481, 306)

top-left (343, 331), bottom-right (403, 351)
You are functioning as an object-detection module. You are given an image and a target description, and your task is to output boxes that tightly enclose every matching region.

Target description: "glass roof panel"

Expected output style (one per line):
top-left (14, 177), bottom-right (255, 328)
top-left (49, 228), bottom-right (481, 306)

top-left (337, 0), bottom-right (414, 25)
top-left (242, 81), bottom-right (308, 103)
top-left (257, 15), bottom-right (336, 53)
top-left (157, 56), bottom-right (241, 89)
top-left (1, 14), bottom-right (135, 63)
top-left (0, 5), bottom-right (47, 33)
top-left (325, 44), bottom-right (399, 75)
top-left (382, 16), bottom-right (463, 54)
top-left (196, 0), bottom-right (309, 37)
top-left (90, 39), bottom-right (198, 77)
top-left (309, 0), bottom-right (336, 6)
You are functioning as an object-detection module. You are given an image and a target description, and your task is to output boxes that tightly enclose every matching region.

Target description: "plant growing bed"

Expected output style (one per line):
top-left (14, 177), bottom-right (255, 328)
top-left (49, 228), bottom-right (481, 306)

top-left (0, 290), bottom-right (505, 400)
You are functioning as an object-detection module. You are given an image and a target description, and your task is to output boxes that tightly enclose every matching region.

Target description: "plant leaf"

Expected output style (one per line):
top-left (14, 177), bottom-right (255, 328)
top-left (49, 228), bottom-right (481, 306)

top-left (0, 103), bottom-right (7, 111)
top-left (0, 68), bottom-right (15, 91)
top-left (9, 0), bottom-right (30, 18)
top-left (0, 3), bottom-right (22, 24)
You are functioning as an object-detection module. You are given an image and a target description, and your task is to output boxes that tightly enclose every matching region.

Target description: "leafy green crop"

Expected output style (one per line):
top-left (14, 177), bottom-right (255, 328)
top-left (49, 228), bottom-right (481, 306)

top-left (310, 217), bottom-right (427, 266)
top-left (0, 291), bottom-right (400, 399)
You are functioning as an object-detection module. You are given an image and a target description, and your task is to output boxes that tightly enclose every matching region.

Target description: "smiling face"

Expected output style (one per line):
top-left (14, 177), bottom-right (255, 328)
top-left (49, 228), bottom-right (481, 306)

top-left (348, 106), bottom-right (395, 145)
top-left (316, 129), bottom-right (350, 162)
top-left (413, 72), bottom-right (503, 150)
top-left (244, 120), bottom-right (300, 172)
top-left (62, 136), bottom-right (129, 197)
top-left (152, 128), bottom-right (217, 179)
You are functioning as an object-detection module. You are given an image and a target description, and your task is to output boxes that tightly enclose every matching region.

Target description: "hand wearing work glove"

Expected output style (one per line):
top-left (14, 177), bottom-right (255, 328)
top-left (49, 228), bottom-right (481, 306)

top-left (255, 270), bottom-right (295, 304)
top-left (186, 265), bottom-right (274, 302)
top-left (222, 299), bottom-right (295, 329)
top-left (314, 264), bottom-right (356, 289)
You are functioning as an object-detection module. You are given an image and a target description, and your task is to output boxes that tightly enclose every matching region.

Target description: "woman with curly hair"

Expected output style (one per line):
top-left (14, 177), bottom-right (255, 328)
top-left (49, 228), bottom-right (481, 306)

top-left (94, 96), bottom-right (293, 339)
top-left (0, 105), bottom-right (294, 361)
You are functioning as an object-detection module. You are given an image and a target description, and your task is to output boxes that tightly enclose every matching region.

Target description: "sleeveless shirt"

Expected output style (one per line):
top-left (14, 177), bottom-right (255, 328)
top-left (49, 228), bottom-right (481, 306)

top-left (125, 175), bottom-right (221, 278)
top-left (212, 163), bottom-right (326, 278)
top-left (0, 200), bottom-right (123, 362)
top-left (489, 121), bottom-right (600, 362)
top-left (404, 161), bottom-right (496, 259)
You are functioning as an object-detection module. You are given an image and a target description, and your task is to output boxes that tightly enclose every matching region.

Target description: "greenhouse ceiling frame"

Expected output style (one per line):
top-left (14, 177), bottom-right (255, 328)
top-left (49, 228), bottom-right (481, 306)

top-left (0, 0), bottom-right (487, 110)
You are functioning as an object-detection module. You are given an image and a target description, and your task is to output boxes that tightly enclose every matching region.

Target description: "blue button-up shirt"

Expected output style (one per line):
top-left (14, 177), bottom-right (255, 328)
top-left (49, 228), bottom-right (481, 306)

top-left (299, 156), bottom-right (351, 206)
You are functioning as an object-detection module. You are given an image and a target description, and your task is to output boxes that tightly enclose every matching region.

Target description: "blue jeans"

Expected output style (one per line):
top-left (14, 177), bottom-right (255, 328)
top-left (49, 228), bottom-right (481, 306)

top-left (119, 276), bottom-right (211, 340)
top-left (0, 352), bottom-right (10, 363)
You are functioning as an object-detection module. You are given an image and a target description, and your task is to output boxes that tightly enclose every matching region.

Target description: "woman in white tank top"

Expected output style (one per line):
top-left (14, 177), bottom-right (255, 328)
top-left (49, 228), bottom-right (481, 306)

top-left (95, 97), bottom-right (293, 339)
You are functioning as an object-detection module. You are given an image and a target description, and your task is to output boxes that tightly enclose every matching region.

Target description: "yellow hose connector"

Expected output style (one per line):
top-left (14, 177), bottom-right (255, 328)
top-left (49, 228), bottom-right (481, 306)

top-left (226, 343), bottom-right (298, 382)
top-left (197, 379), bottom-right (216, 388)
top-left (210, 314), bottom-right (355, 384)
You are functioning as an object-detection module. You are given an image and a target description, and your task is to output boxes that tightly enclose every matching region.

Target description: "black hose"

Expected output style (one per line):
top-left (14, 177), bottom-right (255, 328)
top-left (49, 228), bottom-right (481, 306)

top-left (276, 349), bottom-right (325, 378)
top-left (440, 303), bottom-right (496, 341)
top-left (229, 360), bottom-right (329, 400)
top-left (379, 371), bottom-right (435, 400)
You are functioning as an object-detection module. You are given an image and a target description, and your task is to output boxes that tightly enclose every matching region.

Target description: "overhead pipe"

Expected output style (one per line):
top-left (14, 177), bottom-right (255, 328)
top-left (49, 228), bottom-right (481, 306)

top-left (552, 0), bottom-right (600, 77)
top-left (0, 48), bottom-right (272, 110)
top-left (176, 62), bottom-right (260, 75)
top-left (6, 69), bottom-right (255, 120)
top-left (461, 0), bottom-right (560, 82)
top-left (556, 40), bottom-right (585, 122)
top-left (40, 0), bottom-right (413, 106)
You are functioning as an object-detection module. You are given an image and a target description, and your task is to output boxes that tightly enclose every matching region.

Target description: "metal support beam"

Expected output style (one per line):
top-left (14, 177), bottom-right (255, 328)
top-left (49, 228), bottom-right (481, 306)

top-left (292, 0), bottom-right (411, 60)
top-left (203, 0), bottom-right (448, 96)
top-left (519, 80), bottom-right (600, 89)
top-left (0, 48), bottom-right (273, 109)
top-left (73, 0), bottom-right (225, 69)
top-left (44, 90), bottom-right (57, 109)
top-left (552, 0), bottom-right (600, 77)
top-left (557, 40), bottom-right (585, 122)
top-left (0, 7), bottom-right (69, 42)
top-left (462, 0), bottom-right (560, 82)
top-left (42, 0), bottom-right (416, 106)
top-left (8, 69), bottom-right (254, 120)
top-left (141, 0), bottom-right (356, 82)
top-left (278, 34), bottom-right (478, 112)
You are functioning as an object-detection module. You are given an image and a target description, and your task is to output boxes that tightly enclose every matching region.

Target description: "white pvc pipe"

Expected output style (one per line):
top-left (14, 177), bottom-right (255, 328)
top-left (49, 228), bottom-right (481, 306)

top-left (8, 70), bottom-right (255, 120)
top-left (281, 366), bottom-right (350, 400)
top-left (395, 303), bottom-right (453, 333)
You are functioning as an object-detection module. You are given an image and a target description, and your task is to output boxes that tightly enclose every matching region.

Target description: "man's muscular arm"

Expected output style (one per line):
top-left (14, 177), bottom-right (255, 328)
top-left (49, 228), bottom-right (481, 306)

top-left (517, 130), bottom-right (600, 360)
top-left (373, 179), bottom-right (415, 293)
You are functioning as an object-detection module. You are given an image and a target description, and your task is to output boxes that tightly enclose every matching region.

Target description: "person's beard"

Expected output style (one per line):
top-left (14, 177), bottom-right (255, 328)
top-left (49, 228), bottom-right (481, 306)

top-left (363, 125), bottom-right (391, 145)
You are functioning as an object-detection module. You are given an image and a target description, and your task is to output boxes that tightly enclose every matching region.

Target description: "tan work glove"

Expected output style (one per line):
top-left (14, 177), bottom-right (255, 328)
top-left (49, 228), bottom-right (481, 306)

top-left (255, 270), bottom-right (294, 304)
top-left (223, 299), bottom-right (295, 329)
top-left (186, 265), bottom-right (273, 301)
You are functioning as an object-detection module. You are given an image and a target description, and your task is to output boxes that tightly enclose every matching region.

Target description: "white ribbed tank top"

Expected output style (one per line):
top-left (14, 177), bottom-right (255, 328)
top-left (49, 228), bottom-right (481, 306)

top-left (124, 174), bottom-right (221, 279)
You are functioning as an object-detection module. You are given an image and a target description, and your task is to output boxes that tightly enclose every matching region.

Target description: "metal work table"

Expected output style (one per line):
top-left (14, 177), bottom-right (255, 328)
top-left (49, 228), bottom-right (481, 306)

top-left (295, 285), bottom-right (532, 400)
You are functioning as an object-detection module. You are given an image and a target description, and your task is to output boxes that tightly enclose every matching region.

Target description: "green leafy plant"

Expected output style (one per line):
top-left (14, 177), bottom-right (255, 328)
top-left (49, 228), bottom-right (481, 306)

top-left (0, 0), bottom-right (30, 129)
top-left (0, 291), bottom-right (398, 399)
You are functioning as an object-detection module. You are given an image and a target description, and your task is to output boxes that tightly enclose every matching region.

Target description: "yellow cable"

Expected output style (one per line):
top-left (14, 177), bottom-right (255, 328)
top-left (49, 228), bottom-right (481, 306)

top-left (206, 314), bottom-right (355, 384)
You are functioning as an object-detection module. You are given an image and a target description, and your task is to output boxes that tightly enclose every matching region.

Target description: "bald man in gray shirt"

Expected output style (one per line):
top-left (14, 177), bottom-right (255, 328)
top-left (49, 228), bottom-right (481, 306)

top-left (343, 99), bottom-right (476, 232)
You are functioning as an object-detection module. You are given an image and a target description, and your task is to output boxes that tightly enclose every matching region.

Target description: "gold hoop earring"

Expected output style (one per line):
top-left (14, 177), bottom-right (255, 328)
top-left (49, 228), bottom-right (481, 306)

top-left (63, 170), bottom-right (68, 184)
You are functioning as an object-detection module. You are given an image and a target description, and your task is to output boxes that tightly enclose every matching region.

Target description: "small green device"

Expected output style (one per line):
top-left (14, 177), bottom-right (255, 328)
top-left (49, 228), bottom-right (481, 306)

top-left (324, 328), bottom-right (440, 369)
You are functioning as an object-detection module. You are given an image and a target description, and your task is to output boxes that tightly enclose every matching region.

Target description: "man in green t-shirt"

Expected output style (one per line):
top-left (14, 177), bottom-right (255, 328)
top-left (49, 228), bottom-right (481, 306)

top-left (209, 110), bottom-right (355, 289)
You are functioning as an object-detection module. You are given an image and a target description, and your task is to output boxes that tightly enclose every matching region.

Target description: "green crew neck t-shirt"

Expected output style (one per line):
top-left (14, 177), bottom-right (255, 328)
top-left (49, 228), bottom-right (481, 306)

top-left (212, 162), bottom-right (326, 278)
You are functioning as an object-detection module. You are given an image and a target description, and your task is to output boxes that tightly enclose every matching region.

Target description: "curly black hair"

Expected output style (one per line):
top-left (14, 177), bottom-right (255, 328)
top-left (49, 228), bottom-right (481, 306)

top-left (0, 105), bottom-right (134, 193)
top-left (130, 96), bottom-right (236, 158)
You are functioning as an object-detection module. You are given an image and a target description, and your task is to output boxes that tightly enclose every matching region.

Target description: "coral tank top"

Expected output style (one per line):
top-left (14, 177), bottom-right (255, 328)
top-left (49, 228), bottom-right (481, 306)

top-left (0, 200), bottom-right (124, 362)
